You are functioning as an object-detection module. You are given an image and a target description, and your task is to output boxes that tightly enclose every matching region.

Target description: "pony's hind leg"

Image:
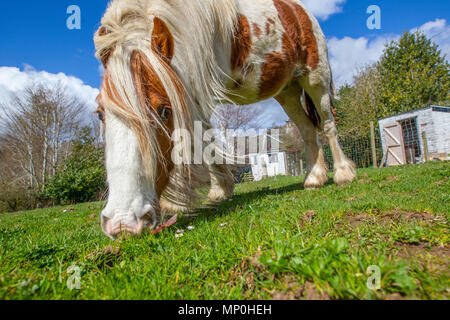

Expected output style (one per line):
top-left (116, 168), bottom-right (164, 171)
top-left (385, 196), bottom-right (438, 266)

top-left (276, 82), bottom-right (329, 189)
top-left (299, 77), bottom-right (356, 186)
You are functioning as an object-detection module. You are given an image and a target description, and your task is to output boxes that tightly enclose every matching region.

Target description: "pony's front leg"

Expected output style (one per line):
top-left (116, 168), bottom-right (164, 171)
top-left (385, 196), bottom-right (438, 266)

top-left (208, 164), bottom-right (235, 202)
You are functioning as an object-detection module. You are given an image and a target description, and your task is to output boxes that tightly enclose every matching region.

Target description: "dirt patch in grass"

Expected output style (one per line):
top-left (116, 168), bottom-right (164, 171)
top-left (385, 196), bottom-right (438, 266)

top-left (246, 247), bottom-right (330, 300)
top-left (248, 246), bottom-right (266, 273)
top-left (383, 293), bottom-right (415, 300)
top-left (341, 210), bottom-right (441, 228)
top-left (299, 210), bottom-right (317, 226)
top-left (395, 242), bottom-right (449, 273)
top-left (272, 278), bottom-right (330, 300)
top-left (386, 176), bottom-right (400, 182)
top-left (381, 210), bottom-right (436, 222)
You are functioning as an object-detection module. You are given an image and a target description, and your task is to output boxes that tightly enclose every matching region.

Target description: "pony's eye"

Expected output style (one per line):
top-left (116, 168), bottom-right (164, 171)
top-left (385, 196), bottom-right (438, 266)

top-left (97, 111), bottom-right (104, 122)
top-left (157, 105), bottom-right (171, 121)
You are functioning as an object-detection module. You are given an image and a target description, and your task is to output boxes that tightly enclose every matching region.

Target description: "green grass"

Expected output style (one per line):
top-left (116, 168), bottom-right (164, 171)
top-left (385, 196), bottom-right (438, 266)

top-left (1, 162), bottom-right (449, 300)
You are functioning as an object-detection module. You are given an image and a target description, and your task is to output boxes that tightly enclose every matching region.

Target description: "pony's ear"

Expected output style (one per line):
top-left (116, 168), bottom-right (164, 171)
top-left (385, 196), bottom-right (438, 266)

top-left (152, 17), bottom-right (174, 63)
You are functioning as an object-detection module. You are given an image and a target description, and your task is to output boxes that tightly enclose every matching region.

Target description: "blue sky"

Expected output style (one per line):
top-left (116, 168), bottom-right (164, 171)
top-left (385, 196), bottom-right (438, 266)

top-left (1, 0), bottom-right (449, 126)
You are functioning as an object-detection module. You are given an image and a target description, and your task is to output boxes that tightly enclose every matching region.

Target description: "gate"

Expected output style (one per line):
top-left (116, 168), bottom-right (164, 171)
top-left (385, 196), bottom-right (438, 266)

top-left (382, 122), bottom-right (406, 166)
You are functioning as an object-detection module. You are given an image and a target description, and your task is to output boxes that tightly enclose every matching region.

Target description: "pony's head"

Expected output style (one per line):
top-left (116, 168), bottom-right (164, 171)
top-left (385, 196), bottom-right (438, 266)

top-left (95, 8), bottom-right (186, 238)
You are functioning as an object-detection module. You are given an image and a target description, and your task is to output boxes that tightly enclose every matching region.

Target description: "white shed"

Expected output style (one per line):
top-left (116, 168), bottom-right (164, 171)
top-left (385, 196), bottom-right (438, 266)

top-left (378, 106), bottom-right (450, 166)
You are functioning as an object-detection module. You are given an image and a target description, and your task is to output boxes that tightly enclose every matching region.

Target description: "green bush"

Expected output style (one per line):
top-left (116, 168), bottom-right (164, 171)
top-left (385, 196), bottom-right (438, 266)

top-left (0, 184), bottom-right (35, 213)
top-left (41, 127), bottom-right (106, 205)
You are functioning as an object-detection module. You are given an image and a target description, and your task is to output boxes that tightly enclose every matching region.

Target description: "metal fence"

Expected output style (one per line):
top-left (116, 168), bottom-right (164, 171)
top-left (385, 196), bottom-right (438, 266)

top-left (322, 123), bottom-right (384, 170)
top-left (235, 119), bottom-right (435, 182)
top-left (283, 122), bottom-right (384, 177)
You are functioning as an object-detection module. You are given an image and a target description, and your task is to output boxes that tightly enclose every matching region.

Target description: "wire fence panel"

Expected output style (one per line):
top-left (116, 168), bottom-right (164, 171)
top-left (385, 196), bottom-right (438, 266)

top-left (399, 118), bottom-right (422, 164)
top-left (235, 120), bottom-right (433, 182)
top-left (321, 127), bottom-right (383, 169)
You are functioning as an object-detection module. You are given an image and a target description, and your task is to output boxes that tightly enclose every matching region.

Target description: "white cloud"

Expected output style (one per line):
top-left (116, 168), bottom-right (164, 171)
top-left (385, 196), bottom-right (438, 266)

top-left (302, 0), bottom-right (346, 20)
top-left (328, 19), bottom-right (450, 88)
top-left (328, 35), bottom-right (393, 87)
top-left (414, 18), bottom-right (450, 59)
top-left (251, 99), bottom-right (289, 129)
top-left (0, 66), bottom-right (99, 114)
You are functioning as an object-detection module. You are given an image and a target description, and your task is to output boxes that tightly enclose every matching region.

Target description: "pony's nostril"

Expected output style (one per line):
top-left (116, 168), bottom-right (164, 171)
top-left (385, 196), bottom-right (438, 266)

top-left (101, 213), bottom-right (146, 238)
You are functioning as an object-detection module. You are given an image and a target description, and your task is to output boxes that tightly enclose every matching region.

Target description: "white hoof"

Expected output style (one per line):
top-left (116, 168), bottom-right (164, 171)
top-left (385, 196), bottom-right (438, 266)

top-left (334, 160), bottom-right (357, 186)
top-left (304, 166), bottom-right (329, 189)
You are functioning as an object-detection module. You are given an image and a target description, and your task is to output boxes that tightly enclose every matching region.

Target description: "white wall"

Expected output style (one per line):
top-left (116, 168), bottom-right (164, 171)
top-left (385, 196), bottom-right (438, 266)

top-left (430, 108), bottom-right (450, 155)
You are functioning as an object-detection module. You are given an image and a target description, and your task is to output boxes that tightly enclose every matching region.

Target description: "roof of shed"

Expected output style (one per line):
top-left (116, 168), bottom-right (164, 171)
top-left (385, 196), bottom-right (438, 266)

top-left (378, 105), bottom-right (449, 121)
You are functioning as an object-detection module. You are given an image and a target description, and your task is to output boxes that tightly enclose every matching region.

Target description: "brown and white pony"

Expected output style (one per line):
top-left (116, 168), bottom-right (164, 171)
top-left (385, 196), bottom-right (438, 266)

top-left (94, 0), bottom-right (356, 238)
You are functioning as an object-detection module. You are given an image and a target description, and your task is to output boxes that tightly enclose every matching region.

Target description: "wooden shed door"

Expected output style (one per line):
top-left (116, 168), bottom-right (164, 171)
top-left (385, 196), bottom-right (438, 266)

top-left (383, 123), bottom-right (406, 166)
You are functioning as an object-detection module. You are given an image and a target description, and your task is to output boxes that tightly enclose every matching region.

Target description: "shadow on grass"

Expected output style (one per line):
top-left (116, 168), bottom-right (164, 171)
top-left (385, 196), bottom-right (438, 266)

top-left (175, 177), bottom-right (335, 227)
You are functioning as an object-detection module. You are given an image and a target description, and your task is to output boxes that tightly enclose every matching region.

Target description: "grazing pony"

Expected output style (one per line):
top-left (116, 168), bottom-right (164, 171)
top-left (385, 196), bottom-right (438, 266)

top-left (95, 0), bottom-right (356, 238)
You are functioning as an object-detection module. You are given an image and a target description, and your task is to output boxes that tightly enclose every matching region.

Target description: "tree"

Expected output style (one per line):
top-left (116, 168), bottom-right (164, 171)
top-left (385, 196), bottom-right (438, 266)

top-left (0, 81), bottom-right (85, 191)
top-left (336, 31), bottom-right (449, 137)
top-left (213, 104), bottom-right (262, 130)
top-left (376, 31), bottom-right (450, 116)
top-left (41, 127), bottom-right (106, 204)
top-left (335, 65), bottom-right (382, 135)
top-left (280, 121), bottom-right (304, 152)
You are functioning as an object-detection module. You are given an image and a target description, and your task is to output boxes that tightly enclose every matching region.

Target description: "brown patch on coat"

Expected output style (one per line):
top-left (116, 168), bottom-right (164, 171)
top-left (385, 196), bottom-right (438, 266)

top-left (259, 0), bottom-right (320, 99)
top-left (265, 18), bottom-right (276, 35)
top-left (265, 23), bottom-right (271, 35)
top-left (292, 2), bottom-right (319, 70)
top-left (231, 15), bottom-right (252, 72)
top-left (252, 23), bottom-right (262, 39)
top-left (260, 52), bottom-right (292, 99)
top-left (273, 0), bottom-right (319, 70)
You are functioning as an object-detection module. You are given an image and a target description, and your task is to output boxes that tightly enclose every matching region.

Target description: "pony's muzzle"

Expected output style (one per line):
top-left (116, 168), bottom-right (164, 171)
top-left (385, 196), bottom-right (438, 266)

top-left (101, 208), bottom-right (156, 238)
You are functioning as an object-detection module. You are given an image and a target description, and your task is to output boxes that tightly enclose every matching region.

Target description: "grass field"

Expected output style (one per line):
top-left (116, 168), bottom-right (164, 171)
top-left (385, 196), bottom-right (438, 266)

top-left (0, 162), bottom-right (449, 300)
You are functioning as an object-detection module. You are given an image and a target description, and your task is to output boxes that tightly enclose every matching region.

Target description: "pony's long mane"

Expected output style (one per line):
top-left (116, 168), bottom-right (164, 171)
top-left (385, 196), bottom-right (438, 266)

top-left (94, 0), bottom-right (238, 210)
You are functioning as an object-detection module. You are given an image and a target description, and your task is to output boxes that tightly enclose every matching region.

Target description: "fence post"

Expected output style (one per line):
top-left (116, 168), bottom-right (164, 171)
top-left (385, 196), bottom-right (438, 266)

top-left (370, 121), bottom-right (378, 168)
top-left (421, 131), bottom-right (429, 162)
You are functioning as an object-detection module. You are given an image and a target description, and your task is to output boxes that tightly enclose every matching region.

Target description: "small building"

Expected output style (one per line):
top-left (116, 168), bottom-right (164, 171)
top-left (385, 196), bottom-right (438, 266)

top-left (378, 106), bottom-right (450, 166)
top-left (227, 121), bottom-right (306, 181)
top-left (249, 151), bottom-right (288, 181)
